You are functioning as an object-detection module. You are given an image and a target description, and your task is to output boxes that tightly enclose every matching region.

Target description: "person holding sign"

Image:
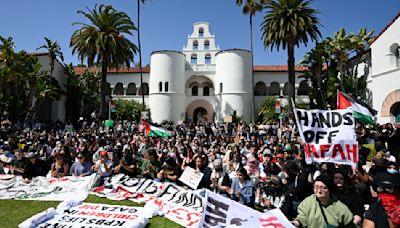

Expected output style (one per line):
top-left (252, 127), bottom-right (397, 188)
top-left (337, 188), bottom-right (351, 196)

top-left (291, 175), bottom-right (355, 228)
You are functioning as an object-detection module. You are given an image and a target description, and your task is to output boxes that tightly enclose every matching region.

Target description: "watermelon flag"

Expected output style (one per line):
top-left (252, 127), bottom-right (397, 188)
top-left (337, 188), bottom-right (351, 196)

top-left (142, 120), bottom-right (171, 138)
top-left (337, 91), bottom-right (377, 125)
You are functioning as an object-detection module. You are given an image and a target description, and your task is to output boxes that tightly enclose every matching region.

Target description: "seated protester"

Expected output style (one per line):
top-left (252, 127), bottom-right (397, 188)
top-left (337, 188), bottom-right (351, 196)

top-left (70, 153), bottom-right (93, 177)
top-left (114, 149), bottom-right (139, 177)
top-left (156, 156), bottom-right (182, 184)
top-left (51, 155), bottom-right (70, 178)
top-left (210, 159), bottom-right (231, 196)
top-left (192, 156), bottom-right (212, 190)
top-left (92, 151), bottom-right (113, 186)
top-left (332, 169), bottom-right (364, 226)
top-left (291, 175), bottom-right (355, 228)
top-left (228, 167), bottom-right (256, 208)
top-left (363, 170), bottom-right (400, 228)
top-left (10, 149), bottom-right (27, 175)
top-left (141, 149), bottom-right (162, 179)
top-left (260, 176), bottom-right (293, 218)
top-left (23, 152), bottom-right (49, 183)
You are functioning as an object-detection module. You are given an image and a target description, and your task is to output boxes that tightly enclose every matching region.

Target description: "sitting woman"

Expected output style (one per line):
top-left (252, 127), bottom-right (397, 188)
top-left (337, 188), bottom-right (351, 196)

top-left (70, 153), bottom-right (92, 177)
top-left (51, 155), bottom-right (70, 178)
top-left (291, 175), bottom-right (355, 228)
top-left (228, 167), bottom-right (256, 208)
top-left (157, 156), bottom-right (182, 184)
top-left (260, 175), bottom-right (293, 218)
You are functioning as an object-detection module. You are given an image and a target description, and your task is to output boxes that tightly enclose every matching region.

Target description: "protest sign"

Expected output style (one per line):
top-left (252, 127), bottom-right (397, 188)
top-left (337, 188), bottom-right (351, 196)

top-left (179, 166), bottom-right (204, 189)
top-left (199, 190), bottom-right (294, 228)
top-left (295, 108), bottom-right (358, 167)
top-left (0, 175), bottom-right (95, 201)
top-left (31, 203), bottom-right (150, 228)
top-left (152, 183), bottom-right (204, 228)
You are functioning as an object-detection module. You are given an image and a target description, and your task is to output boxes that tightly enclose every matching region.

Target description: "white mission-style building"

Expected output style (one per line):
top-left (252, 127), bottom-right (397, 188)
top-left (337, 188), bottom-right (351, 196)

top-left (76, 22), bottom-right (310, 124)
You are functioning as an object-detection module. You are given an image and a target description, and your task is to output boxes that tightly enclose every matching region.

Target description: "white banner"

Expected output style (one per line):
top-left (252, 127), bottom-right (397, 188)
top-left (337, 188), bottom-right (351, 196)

top-left (91, 174), bottom-right (204, 228)
top-left (295, 108), bottom-right (358, 167)
top-left (0, 174), bottom-right (95, 201)
top-left (179, 166), bottom-right (204, 189)
top-left (199, 190), bottom-right (294, 228)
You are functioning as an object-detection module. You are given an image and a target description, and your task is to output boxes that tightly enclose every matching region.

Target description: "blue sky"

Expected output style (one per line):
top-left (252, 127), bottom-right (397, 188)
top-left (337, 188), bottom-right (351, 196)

top-left (0, 0), bottom-right (399, 66)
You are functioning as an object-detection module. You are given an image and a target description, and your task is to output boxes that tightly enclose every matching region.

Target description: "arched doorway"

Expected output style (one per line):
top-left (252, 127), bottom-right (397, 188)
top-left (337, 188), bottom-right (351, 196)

top-left (186, 99), bottom-right (214, 123)
top-left (193, 107), bottom-right (207, 124)
top-left (390, 102), bottom-right (400, 122)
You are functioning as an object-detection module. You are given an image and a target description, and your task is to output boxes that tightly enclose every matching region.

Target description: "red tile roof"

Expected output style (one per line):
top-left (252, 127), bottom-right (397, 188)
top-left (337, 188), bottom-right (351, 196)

top-left (370, 11), bottom-right (400, 45)
top-left (29, 52), bottom-right (49, 56)
top-left (253, 65), bottom-right (308, 72)
top-left (74, 66), bottom-right (150, 75)
top-left (74, 65), bottom-right (307, 75)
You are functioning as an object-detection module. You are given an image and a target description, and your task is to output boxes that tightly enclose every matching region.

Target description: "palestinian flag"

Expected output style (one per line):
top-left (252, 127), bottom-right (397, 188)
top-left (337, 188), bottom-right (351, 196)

top-left (142, 120), bottom-right (171, 138)
top-left (337, 91), bottom-right (377, 125)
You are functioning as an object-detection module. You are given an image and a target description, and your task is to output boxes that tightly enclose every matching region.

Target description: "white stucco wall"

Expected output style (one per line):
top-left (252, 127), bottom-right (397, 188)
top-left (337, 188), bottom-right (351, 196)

top-left (215, 49), bottom-right (252, 122)
top-left (149, 51), bottom-right (186, 123)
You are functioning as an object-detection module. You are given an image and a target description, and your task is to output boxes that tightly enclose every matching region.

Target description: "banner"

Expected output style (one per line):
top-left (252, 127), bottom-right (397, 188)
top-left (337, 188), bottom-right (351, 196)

top-left (199, 190), bottom-right (294, 227)
top-left (0, 174), bottom-right (95, 201)
top-left (152, 184), bottom-right (204, 228)
top-left (295, 108), bottom-right (358, 167)
top-left (179, 166), bottom-right (204, 189)
top-left (91, 174), bottom-right (204, 228)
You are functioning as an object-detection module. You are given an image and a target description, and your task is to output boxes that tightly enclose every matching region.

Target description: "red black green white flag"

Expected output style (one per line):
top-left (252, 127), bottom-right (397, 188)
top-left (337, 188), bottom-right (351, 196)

top-left (142, 120), bottom-right (171, 138)
top-left (337, 91), bottom-right (377, 125)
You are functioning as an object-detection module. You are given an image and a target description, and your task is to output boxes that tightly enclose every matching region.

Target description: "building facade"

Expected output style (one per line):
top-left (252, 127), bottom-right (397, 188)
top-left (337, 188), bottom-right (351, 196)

top-left (76, 22), bottom-right (310, 124)
top-left (368, 12), bottom-right (400, 123)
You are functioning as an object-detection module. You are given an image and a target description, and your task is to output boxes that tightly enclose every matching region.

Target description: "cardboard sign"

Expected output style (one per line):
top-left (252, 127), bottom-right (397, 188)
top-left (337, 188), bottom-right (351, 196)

top-left (224, 116), bottom-right (233, 123)
top-left (199, 190), bottom-right (294, 228)
top-left (295, 108), bottom-right (358, 167)
top-left (179, 166), bottom-right (204, 189)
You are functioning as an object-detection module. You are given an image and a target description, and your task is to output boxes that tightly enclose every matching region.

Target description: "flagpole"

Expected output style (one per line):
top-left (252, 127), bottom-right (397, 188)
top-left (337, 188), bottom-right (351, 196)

top-left (291, 98), bottom-right (305, 144)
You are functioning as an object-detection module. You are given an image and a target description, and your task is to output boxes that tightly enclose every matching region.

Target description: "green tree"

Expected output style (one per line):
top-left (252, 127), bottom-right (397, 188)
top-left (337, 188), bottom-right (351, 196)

top-left (113, 99), bottom-right (147, 121)
top-left (261, 0), bottom-right (321, 114)
top-left (70, 5), bottom-right (139, 119)
top-left (236, 0), bottom-right (269, 123)
top-left (257, 96), bottom-right (280, 123)
top-left (37, 37), bottom-right (64, 76)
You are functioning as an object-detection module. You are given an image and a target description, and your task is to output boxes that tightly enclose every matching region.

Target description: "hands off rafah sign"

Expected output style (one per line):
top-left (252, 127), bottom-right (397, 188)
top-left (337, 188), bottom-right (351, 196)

top-left (295, 108), bottom-right (358, 167)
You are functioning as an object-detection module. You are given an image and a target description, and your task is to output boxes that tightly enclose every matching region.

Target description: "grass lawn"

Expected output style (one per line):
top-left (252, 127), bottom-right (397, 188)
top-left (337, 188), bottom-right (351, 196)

top-left (0, 195), bottom-right (182, 228)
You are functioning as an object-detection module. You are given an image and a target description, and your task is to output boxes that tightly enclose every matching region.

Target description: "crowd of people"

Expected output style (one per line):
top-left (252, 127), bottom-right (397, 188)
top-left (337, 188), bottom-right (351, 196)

top-left (0, 117), bottom-right (400, 228)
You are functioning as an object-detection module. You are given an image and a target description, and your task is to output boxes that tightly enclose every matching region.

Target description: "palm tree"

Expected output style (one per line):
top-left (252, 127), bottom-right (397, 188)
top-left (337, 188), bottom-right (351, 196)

top-left (236, 0), bottom-right (269, 123)
top-left (261, 0), bottom-right (321, 114)
top-left (137, 0), bottom-right (146, 109)
top-left (37, 37), bottom-right (64, 76)
top-left (70, 5), bottom-right (138, 119)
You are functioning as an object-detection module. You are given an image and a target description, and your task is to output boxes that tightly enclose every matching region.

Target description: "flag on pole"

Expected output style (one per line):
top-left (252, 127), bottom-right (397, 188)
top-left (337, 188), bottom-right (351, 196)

top-left (337, 91), bottom-right (377, 125)
top-left (142, 120), bottom-right (171, 138)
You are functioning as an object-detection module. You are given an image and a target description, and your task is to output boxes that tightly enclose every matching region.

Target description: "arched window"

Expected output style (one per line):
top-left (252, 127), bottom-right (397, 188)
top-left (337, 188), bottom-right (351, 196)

top-left (159, 82), bottom-right (162, 92)
top-left (126, 83), bottom-right (137, 95)
top-left (254, 81), bottom-right (267, 96)
top-left (106, 83), bottom-right (111, 96)
top-left (203, 86), bottom-right (210, 96)
top-left (283, 82), bottom-right (289, 96)
top-left (114, 83), bottom-right (124, 95)
top-left (390, 43), bottom-right (400, 67)
top-left (192, 86), bottom-right (198, 96)
top-left (269, 81), bottom-right (280, 96)
top-left (199, 27), bottom-right (204, 37)
top-left (205, 54), bottom-right (211, 64)
top-left (204, 40), bottom-right (210, 50)
top-left (298, 80), bottom-right (309, 96)
top-left (165, 82), bottom-right (169, 92)
top-left (139, 83), bottom-right (149, 95)
top-left (193, 40), bottom-right (198, 50)
top-left (191, 54), bottom-right (197, 64)
top-left (220, 83), bottom-right (223, 93)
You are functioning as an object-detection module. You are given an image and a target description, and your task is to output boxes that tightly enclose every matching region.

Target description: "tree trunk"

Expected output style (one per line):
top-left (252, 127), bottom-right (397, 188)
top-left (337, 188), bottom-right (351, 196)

top-left (287, 42), bottom-right (296, 114)
top-left (100, 58), bottom-right (108, 120)
top-left (250, 15), bottom-right (255, 123)
top-left (137, 0), bottom-right (145, 109)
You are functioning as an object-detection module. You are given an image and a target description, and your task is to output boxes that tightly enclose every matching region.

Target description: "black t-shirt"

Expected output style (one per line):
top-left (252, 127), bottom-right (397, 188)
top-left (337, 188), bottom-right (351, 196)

top-left (364, 198), bottom-right (390, 228)
top-left (120, 156), bottom-right (139, 177)
top-left (23, 159), bottom-right (49, 180)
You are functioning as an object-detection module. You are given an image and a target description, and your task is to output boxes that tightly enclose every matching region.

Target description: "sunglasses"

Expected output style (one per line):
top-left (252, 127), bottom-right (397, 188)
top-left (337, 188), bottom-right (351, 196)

top-left (77, 156), bottom-right (84, 159)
